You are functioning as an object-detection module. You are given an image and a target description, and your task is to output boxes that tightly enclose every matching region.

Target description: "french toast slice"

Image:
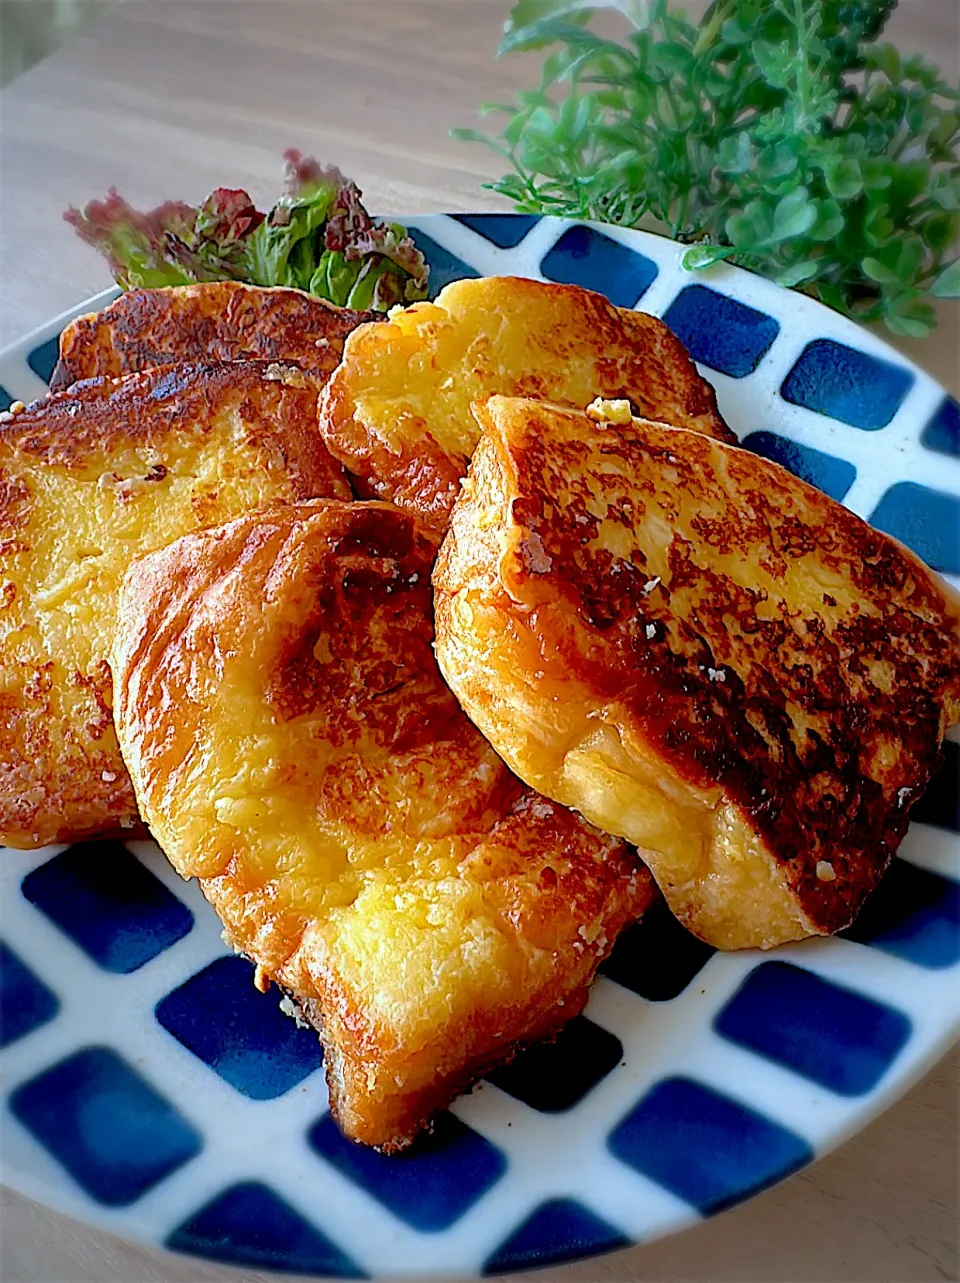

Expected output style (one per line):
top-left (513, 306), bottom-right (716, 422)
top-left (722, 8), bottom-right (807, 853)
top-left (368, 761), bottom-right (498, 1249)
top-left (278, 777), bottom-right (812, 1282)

top-left (318, 275), bottom-right (732, 541)
top-left (433, 396), bottom-right (960, 950)
top-left (50, 281), bottom-right (379, 391)
top-left (0, 362), bottom-right (350, 849)
top-left (111, 499), bottom-right (656, 1150)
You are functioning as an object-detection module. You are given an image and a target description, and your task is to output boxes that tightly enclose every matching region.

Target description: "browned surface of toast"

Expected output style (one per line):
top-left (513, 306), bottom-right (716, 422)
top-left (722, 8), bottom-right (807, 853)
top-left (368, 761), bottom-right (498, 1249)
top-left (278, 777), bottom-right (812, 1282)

top-left (434, 396), bottom-right (960, 950)
top-left (319, 275), bottom-right (732, 541)
top-left (0, 362), bottom-right (350, 848)
top-left (111, 499), bottom-right (656, 1149)
top-left (50, 281), bottom-right (379, 390)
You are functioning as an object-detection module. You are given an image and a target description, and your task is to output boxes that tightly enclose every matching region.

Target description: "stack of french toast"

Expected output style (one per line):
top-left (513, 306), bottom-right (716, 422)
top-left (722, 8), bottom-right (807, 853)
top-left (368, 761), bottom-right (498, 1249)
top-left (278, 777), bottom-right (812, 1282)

top-left (2, 276), bottom-right (957, 1152)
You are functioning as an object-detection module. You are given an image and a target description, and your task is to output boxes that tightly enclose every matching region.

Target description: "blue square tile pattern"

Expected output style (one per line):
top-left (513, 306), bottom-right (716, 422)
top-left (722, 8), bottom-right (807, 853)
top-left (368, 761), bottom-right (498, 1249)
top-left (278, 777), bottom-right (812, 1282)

top-left (308, 1111), bottom-right (506, 1232)
top-left (742, 431), bottom-right (856, 502)
top-left (601, 900), bottom-right (715, 1001)
top-left (166, 1182), bottom-right (364, 1277)
top-left (27, 337), bottom-right (59, 385)
top-left (453, 213), bottom-right (540, 248)
top-left (0, 941), bottom-right (59, 1048)
top-left (541, 226), bottom-right (658, 308)
top-left (921, 397), bottom-right (960, 459)
top-left (414, 231), bottom-right (480, 297)
top-left (486, 1016), bottom-right (622, 1112)
top-left (21, 842), bottom-right (193, 974)
top-left (869, 482), bottom-right (960, 575)
top-left (781, 339), bottom-right (914, 430)
top-left (9, 1046), bottom-right (202, 1206)
top-left (608, 1077), bottom-right (812, 1213)
top-left (482, 1199), bottom-right (630, 1275)
top-left (842, 859), bottom-right (960, 970)
top-left (910, 741), bottom-right (959, 833)
top-left (714, 962), bottom-right (911, 1095)
top-left (662, 285), bottom-right (779, 377)
top-left (155, 956), bottom-right (323, 1100)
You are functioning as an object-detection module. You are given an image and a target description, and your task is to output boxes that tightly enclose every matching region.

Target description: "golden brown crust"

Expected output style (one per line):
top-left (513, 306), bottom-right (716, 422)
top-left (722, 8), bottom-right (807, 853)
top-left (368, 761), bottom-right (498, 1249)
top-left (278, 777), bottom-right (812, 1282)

top-left (0, 362), bottom-right (350, 849)
top-left (434, 396), bottom-right (960, 950)
top-left (111, 499), bottom-right (655, 1150)
top-left (50, 281), bottom-right (380, 391)
top-left (318, 276), bottom-right (732, 543)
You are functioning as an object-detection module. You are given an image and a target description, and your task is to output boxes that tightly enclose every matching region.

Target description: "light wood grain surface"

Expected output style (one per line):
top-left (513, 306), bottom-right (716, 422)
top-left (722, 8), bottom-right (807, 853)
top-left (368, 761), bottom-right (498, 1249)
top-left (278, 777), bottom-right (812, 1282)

top-left (1, 3), bottom-right (958, 1281)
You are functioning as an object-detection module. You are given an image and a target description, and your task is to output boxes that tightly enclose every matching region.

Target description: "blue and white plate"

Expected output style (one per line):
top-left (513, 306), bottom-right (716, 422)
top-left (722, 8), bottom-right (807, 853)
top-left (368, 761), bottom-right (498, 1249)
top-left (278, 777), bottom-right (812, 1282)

top-left (1, 215), bottom-right (958, 1279)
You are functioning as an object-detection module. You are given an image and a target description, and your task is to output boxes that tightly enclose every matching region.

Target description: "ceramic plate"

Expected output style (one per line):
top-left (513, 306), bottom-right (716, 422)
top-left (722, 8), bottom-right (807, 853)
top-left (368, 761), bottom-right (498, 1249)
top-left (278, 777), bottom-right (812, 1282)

top-left (1, 214), bottom-right (958, 1279)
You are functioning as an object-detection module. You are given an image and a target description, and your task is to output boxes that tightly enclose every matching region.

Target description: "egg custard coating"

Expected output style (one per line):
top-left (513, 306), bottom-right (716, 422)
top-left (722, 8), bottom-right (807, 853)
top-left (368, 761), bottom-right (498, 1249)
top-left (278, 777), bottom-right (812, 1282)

top-left (51, 281), bottom-right (379, 390)
top-left (111, 499), bottom-right (655, 1151)
top-left (433, 396), bottom-right (960, 951)
top-left (0, 361), bottom-right (349, 849)
top-left (318, 275), bottom-right (732, 541)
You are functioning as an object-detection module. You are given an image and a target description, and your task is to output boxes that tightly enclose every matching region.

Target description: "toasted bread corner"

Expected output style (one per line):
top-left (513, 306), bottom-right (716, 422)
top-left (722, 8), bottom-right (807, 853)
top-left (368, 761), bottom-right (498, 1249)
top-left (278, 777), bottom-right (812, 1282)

top-left (112, 498), bottom-right (656, 1148)
top-left (0, 362), bottom-right (350, 848)
top-left (319, 275), bottom-right (733, 542)
top-left (434, 395), bottom-right (960, 949)
top-left (51, 281), bottom-right (380, 391)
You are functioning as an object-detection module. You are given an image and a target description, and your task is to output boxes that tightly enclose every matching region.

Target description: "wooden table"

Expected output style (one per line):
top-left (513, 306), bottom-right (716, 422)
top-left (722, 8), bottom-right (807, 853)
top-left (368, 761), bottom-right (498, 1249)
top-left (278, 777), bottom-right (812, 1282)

top-left (1, 3), bottom-right (957, 1280)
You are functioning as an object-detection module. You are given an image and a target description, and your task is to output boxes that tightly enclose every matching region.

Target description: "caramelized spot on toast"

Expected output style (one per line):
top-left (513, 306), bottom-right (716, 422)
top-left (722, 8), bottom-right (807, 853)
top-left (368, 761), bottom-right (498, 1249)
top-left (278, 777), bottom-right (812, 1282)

top-left (51, 281), bottom-right (379, 390)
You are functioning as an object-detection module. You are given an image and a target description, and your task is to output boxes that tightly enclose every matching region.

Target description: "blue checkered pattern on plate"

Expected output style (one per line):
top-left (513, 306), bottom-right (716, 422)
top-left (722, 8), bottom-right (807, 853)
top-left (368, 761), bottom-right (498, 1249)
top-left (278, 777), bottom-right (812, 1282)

top-left (1, 214), bottom-right (958, 1278)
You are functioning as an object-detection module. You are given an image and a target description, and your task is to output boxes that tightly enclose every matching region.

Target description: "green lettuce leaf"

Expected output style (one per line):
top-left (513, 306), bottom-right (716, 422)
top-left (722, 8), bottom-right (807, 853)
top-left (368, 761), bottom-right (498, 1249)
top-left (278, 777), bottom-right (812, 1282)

top-left (65, 150), bottom-right (429, 309)
top-left (64, 191), bottom-right (202, 288)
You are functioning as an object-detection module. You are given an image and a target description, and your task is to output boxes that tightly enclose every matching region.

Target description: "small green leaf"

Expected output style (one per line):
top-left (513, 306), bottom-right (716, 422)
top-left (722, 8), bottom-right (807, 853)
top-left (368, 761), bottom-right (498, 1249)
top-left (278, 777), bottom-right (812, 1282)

top-left (895, 236), bottom-right (926, 285)
top-left (703, 67), bottom-right (731, 100)
top-left (823, 158), bottom-right (864, 201)
top-left (923, 212), bottom-right (958, 254)
top-left (559, 91), bottom-right (595, 141)
top-left (816, 282), bottom-right (850, 316)
top-left (758, 139), bottom-right (800, 182)
top-left (902, 52), bottom-right (936, 83)
top-left (753, 107), bottom-right (788, 146)
top-left (867, 43), bottom-right (901, 82)
top-left (772, 189), bottom-right (817, 242)
top-left (891, 160), bottom-right (933, 203)
top-left (477, 101), bottom-right (517, 117)
top-left (517, 89), bottom-right (558, 110)
top-left (886, 296), bottom-right (938, 334)
top-left (931, 178), bottom-right (960, 212)
top-left (808, 198), bottom-right (846, 244)
top-left (502, 0), bottom-right (651, 52)
top-left (716, 132), bottom-right (755, 174)
top-left (753, 39), bottom-right (793, 89)
top-left (649, 41), bottom-right (693, 75)
top-left (862, 256), bottom-right (901, 286)
top-left (500, 18), bottom-right (615, 55)
top-left (683, 244), bottom-right (736, 270)
top-left (932, 259), bottom-right (960, 298)
top-left (930, 119), bottom-right (958, 155)
top-left (861, 159), bottom-right (894, 191)
top-left (726, 199), bottom-right (773, 249)
top-left (775, 260), bottom-right (819, 288)
top-left (884, 311), bottom-right (932, 339)
top-left (724, 213), bottom-right (753, 248)
top-left (719, 17), bottom-right (751, 45)
top-left (450, 127), bottom-right (494, 144)
top-left (503, 113), bottom-right (531, 147)
top-left (864, 203), bottom-right (895, 248)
